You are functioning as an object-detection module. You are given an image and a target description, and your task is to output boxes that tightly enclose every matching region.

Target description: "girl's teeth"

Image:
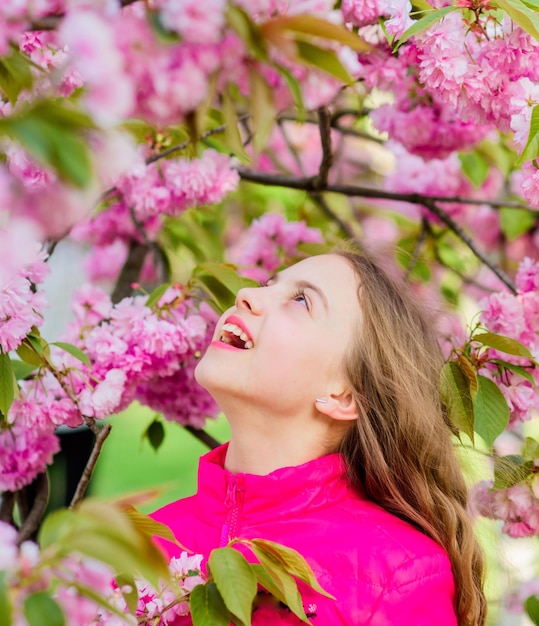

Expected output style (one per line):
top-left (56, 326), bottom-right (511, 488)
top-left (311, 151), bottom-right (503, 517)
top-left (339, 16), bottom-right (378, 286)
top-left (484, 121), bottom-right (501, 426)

top-left (245, 340), bottom-right (253, 349)
top-left (240, 332), bottom-right (248, 341)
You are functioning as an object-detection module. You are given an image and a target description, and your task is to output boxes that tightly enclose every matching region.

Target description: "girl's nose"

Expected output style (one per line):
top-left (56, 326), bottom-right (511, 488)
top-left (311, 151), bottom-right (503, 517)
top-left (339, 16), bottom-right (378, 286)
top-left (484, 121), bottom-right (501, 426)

top-left (235, 287), bottom-right (264, 314)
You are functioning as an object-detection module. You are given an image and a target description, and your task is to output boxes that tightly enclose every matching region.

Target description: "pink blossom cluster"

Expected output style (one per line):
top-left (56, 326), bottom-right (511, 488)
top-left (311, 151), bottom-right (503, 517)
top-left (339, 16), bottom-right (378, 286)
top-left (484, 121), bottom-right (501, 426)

top-left (117, 149), bottom-right (240, 222)
top-left (136, 552), bottom-right (205, 624)
top-left (0, 234), bottom-right (49, 353)
top-left (471, 479), bottom-right (539, 538)
top-left (229, 213), bottom-right (324, 282)
top-left (479, 258), bottom-right (539, 426)
top-left (3, 286), bottom-right (217, 491)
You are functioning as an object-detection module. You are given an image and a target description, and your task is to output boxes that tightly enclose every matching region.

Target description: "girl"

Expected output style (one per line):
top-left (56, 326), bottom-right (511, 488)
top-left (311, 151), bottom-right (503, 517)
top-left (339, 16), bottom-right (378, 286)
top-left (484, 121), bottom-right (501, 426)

top-left (152, 249), bottom-right (486, 625)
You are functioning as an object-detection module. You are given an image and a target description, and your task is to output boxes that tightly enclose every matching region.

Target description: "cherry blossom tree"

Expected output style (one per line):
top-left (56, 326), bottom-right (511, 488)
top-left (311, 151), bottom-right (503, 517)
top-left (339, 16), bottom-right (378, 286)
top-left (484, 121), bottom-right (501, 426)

top-left (2, 0), bottom-right (539, 623)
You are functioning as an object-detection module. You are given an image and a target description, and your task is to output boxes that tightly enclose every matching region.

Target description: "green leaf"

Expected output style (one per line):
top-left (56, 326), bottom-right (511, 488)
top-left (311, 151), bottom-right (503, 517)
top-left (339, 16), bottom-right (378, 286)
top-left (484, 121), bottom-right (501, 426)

top-left (222, 88), bottom-right (250, 162)
top-left (249, 69), bottom-right (276, 152)
top-left (0, 49), bottom-right (34, 104)
top-left (39, 500), bottom-right (170, 586)
top-left (10, 359), bottom-right (37, 380)
top-left (0, 101), bottom-right (94, 188)
top-left (265, 15), bottom-right (371, 52)
top-left (493, 454), bottom-right (534, 489)
top-left (275, 63), bottom-right (306, 121)
top-left (295, 41), bottom-right (353, 83)
top-left (146, 283), bottom-right (171, 308)
top-left (526, 595), bottom-right (539, 626)
top-left (115, 573), bottom-right (138, 614)
top-left (439, 361), bottom-right (475, 442)
top-left (120, 504), bottom-right (188, 550)
top-left (0, 572), bottom-right (13, 626)
top-left (226, 5), bottom-right (267, 61)
top-left (474, 332), bottom-right (533, 358)
top-left (395, 5), bottom-right (458, 49)
top-left (23, 592), bottom-right (65, 626)
top-left (457, 354), bottom-right (478, 397)
top-left (192, 262), bottom-right (259, 312)
top-left (521, 436), bottom-right (539, 460)
top-left (208, 547), bottom-right (257, 626)
top-left (494, 0), bottom-right (539, 42)
top-left (146, 9), bottom-right (181, 44)
top-left (144, 418), bottom-right (165, 451)
top-left (16, 340), bottom-right (45, 367)
top-left (52, 342), bottom-right (91, 367)
top-left (473, 375), bottom-right (510, 447)
top-left (247, 539), bottom-right (334, 599)
top-left (190, 583), bottom-right (232, 626)
top-left (0, 352), bottom-right (15, 419)
top-left (459, 151), bottom-right (489, 188)
top-left (250, 562), bottom-right (308, 624)
top-left (500, 207), bottom-right (536, 241)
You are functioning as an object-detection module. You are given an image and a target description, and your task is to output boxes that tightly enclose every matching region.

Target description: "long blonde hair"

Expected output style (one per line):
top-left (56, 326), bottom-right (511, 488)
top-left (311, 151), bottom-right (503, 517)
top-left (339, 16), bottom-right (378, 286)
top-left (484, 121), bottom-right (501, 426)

top-left (335, 248), bottom-right (486, 626)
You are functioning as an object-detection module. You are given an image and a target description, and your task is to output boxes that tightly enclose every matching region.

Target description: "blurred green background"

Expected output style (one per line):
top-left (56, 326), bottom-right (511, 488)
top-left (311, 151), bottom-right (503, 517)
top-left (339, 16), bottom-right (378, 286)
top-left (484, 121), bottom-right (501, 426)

top-left (86, 405), bottom-right (229, 514)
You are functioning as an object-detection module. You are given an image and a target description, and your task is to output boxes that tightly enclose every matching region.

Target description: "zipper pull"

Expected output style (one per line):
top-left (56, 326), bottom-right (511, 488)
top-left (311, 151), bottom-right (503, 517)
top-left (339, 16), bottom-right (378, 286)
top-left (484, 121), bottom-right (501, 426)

top-left (225, 476), bottom-right (237, 507)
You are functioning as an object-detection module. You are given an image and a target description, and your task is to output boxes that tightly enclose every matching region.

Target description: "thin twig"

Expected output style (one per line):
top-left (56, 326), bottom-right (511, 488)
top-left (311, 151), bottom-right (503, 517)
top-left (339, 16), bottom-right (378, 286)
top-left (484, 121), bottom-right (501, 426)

top-left (17, 472), bottom-right (49, 545)
top-left (184, 425), bottom-right (220, 450)
top-left (422, 199), bottom-right (516, 294)
top-left (309, 193), bottom-right (356, 239)
top-left (404, 218), bottom-right (428, 281)
top-left (69, 424), bottom-right (112, 509)
top-left (315, 107), bottom-right (333, 190)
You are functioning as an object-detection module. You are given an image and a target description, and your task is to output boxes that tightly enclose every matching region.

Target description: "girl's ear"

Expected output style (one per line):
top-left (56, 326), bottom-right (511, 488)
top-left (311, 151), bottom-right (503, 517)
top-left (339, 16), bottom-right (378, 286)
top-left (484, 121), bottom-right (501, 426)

top-left (315, 392), bottom-right (358, 421)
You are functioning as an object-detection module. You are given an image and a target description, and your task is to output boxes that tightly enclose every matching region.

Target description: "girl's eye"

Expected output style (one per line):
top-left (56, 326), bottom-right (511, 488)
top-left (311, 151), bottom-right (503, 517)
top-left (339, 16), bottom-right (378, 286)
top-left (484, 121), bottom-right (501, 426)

top-left (292, 291), bottom-right (309, 309)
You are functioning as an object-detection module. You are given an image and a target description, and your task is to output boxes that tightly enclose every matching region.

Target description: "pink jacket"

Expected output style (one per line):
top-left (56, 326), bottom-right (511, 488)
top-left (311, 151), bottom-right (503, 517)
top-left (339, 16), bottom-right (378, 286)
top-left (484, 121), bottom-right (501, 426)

top-left (151, 444), bottom-right (457, 625)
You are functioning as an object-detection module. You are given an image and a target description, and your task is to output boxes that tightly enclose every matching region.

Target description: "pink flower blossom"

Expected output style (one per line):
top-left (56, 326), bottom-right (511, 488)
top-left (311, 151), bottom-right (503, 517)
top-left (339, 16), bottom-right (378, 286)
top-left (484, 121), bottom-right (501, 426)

top-left (0, 421), bottom-right (60, 492)
top-left (157, 0), bottom-right (227, 44)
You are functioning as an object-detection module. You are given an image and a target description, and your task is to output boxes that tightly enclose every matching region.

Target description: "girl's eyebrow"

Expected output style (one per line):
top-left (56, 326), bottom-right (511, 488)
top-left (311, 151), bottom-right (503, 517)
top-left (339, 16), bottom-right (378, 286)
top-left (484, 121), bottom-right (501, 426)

top-left (264, 274), bottom-right (329, 312)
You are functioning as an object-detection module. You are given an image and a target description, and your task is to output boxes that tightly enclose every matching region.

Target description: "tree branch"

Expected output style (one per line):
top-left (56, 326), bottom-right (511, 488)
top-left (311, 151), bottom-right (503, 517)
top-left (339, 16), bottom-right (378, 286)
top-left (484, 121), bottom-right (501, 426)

top-left (69, 424), bottom-right (112, 509)
top-left (0, 491), bottom-right (16, 525)
top-left (17, 472), bottom-right (49, 545)
top-left (184, 425), bottom-right (220, 450)
top-left (236, 168), bottom-right (538, 212)
top-left (314, 107), bottom-right (333, 190)
top-left (237, 167), bottom-right (518, 293)
top-left (111, 241), bottom-right (149, 304)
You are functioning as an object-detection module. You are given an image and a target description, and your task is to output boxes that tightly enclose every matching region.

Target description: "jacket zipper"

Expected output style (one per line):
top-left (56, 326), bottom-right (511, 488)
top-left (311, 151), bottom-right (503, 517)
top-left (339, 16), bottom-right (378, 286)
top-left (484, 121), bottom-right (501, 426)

top-left (219, 475), bottom-right (243, 547)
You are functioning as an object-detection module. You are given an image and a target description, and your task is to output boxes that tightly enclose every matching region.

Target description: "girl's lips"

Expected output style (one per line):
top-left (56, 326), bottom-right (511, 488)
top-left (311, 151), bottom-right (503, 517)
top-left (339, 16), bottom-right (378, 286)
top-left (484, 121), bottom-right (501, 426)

top-left (223, 314), bottom-right (253, 343)
top-left (210, 340), bottom-right (246, 352)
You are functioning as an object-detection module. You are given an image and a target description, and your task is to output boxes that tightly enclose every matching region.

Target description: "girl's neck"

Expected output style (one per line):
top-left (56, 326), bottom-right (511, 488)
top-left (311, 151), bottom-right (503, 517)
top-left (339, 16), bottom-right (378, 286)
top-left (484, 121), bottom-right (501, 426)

top-left (223, 412), bottom-right (341, 475)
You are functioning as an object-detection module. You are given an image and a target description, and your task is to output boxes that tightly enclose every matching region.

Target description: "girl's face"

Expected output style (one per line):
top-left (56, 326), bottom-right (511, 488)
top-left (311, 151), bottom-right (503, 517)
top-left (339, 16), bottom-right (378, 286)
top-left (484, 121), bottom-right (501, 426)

top-left (195, 254), bottom-right (360, 416)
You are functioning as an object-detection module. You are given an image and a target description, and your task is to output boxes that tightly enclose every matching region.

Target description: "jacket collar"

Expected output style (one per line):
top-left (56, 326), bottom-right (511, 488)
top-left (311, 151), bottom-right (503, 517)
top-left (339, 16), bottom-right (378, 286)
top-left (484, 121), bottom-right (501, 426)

top-left (196, 443), bottom-right (353, 523)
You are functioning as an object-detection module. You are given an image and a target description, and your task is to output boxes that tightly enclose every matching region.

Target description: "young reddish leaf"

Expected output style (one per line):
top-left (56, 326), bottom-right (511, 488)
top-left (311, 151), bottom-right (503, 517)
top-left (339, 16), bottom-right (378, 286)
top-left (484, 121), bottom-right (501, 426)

top-left (456, 354), bottom-right (478, 397)
top-left (190, 583), bottom-right (232, 626)
top-left (473, 375), bottom-right (510, 447)
top-left (262, 15), bottom-right (371, 52)
top-left (119, 504), bottom-right (189, 551)
top-left (439, 361), bottom-right (475, 442)
top-left (249, 69), bottom-right (276, 152)
top-left (208, 547), bottom-right (257, 626)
